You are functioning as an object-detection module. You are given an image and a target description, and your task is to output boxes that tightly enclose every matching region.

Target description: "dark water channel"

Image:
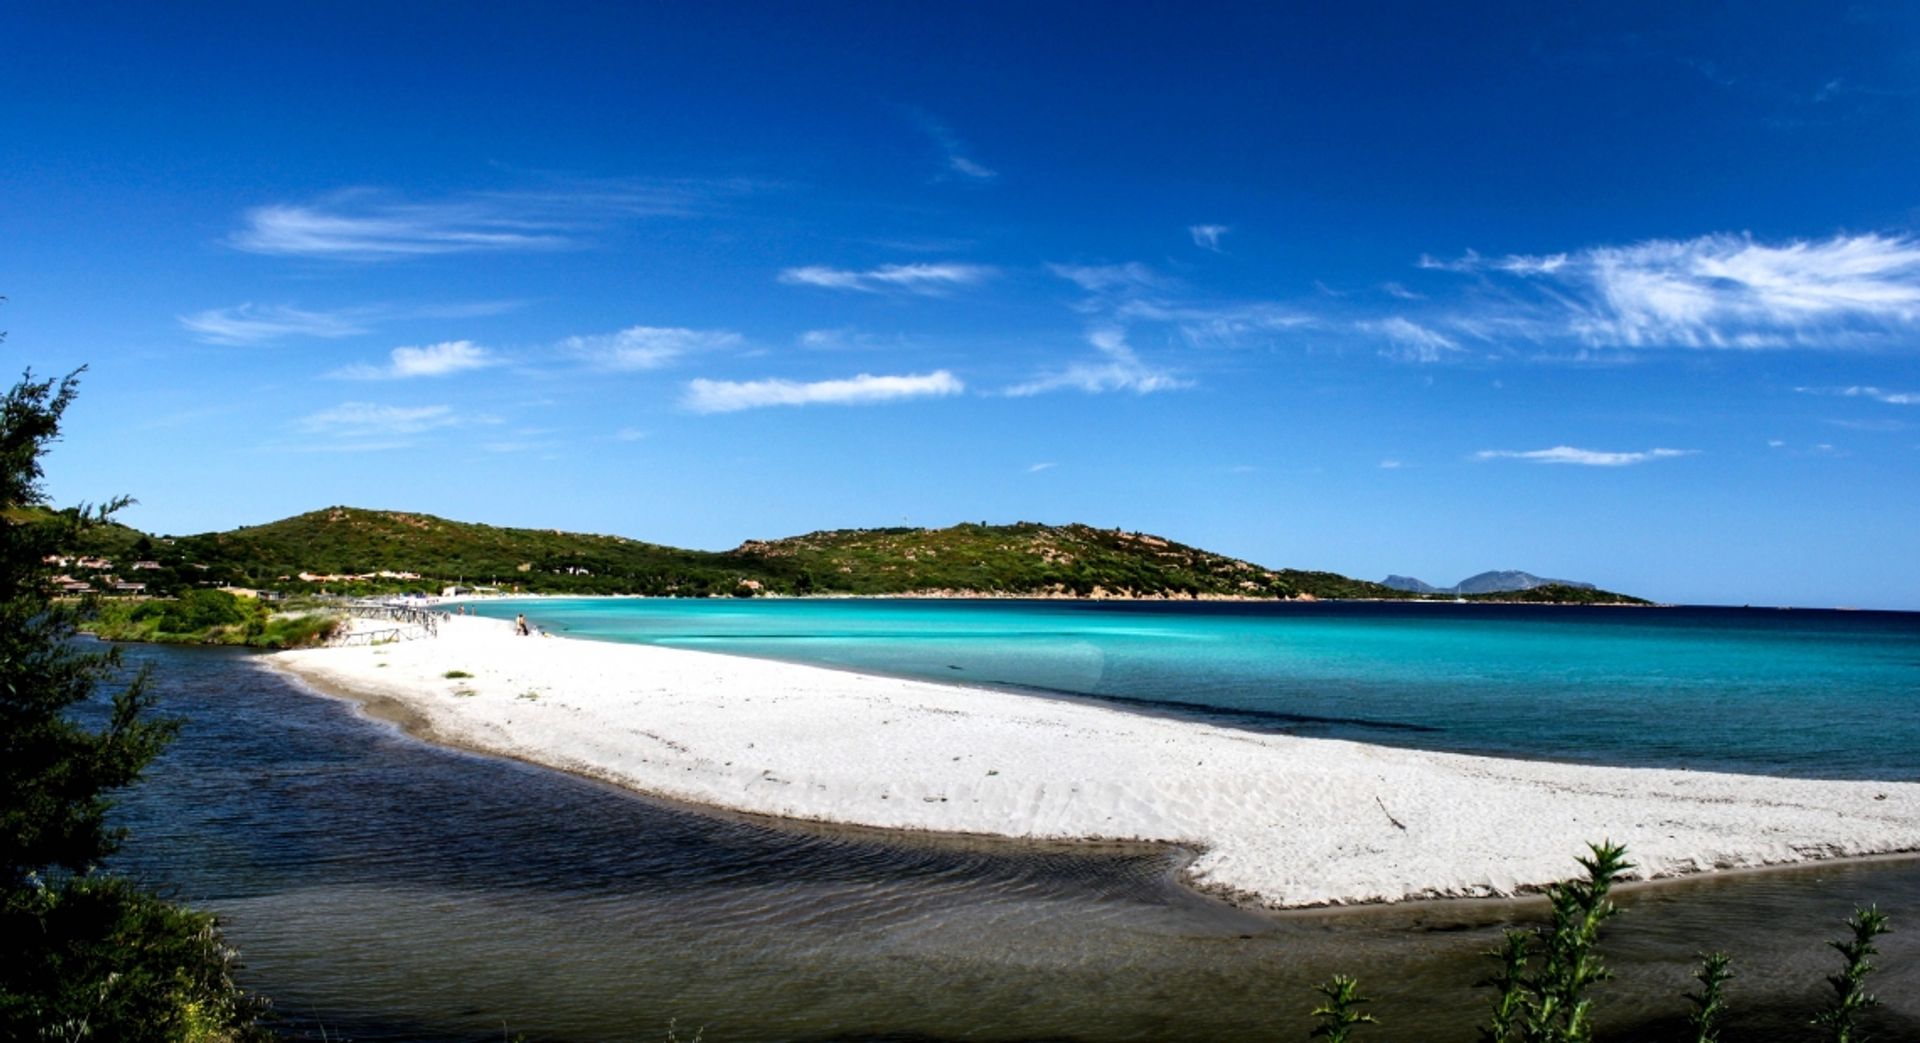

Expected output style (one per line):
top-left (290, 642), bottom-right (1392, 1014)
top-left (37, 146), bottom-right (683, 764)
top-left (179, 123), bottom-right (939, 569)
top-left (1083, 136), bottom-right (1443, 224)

top-left (103, 643), bottom-right (1920, 1042)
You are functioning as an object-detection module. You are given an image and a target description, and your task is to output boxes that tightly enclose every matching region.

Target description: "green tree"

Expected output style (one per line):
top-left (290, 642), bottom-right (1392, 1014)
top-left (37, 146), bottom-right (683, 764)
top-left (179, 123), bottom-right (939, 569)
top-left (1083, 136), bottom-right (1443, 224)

top-left (0, 366), bottom-right (264, 1039)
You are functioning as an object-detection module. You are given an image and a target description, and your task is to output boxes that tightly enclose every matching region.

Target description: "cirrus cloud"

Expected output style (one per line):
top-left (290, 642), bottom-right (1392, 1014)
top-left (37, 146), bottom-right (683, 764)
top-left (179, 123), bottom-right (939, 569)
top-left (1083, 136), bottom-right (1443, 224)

top-left (1006, 328), bottom-right (1189, 397)
top-left (778, 263), bottom-right (996, 294)
top-left (1474, 446), bottom-right (1700, 467)
top-left (684, 370), bottom-right (965, 413)
top-left (179, 303), bottom-right (370, 345)
top-left (229, 179), bottom-right (742, 261)
top-left (1424, 232), bottom-right (1920, 350)
top-left (1795, 385), bottom-right (1920, 405)
top-left (1189, 224), bottom-right (1231, 251)
top-left (563, 326), bottom-right (744, 371)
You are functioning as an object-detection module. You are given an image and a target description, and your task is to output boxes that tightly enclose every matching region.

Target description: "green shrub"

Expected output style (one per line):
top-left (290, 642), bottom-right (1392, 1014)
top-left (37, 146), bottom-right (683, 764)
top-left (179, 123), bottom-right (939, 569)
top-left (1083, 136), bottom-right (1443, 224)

top-left (248, 612), bottom-right (338, 649)
top-left (158, 589), bottom-right (246, 633)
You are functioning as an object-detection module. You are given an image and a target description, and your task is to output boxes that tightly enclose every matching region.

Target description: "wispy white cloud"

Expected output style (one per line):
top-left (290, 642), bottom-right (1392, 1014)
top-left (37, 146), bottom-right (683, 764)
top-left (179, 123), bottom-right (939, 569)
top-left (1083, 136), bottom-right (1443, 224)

top-left (909, 111), bottom-right (997, 182)
top-left (234, 195), bottom-right (565, 259)
top-left (1379, 459), bottom-right (1405, 469)
top-left (1044, 260), bottom-right (1317, 351)
top-left (564, 326), bottom-right (744, 371)
top-left (1474, 445), bottom-right (1699, 467)
top-left (1813, 77), bottom-right (1917, 103)
top-left (1795, 385), bottom-right (1920, 405)
top-left (295, 402), bottom-right (464, 439)
top-left (684, 370), bottom-right (964, 413)
top-left (479, 427), bottom-right (563, 455)
top-left (948, 155), bottom-right (996, 180)
top-left (180, 299), bottom-right (524, 346)
top-left (1360, 317), bottom-right (1462, 362)
top-left (778, 263), bottom-right (996, 294)
top-left (1427, 233), bottom-right (1920, 349)
top-left (798, 328), bottom-right (857, 350)
top-left (795, 327), bottom-right (912, 354)
top-left (1116, 299), bottom-right (1316, 347)
top-left (1189, 224), bottom-right (1230, 252)
top-left (1381, 282), bottom-right (1425, 301)
top-left (1828, 418), bottom-right (1908, 432)
top-left (332, 340), bottom-right (497, 380)
top-left (1047, 262), bottom-right (1166, 295)
top-left (1026, 461), bottom-right (1058, 473)
top-left (1006, 328), bottom-right (1189, 397)
top-left (230, 180), bottom-right (735, 261)
top-left (179, 303), bottom-right (371, 345)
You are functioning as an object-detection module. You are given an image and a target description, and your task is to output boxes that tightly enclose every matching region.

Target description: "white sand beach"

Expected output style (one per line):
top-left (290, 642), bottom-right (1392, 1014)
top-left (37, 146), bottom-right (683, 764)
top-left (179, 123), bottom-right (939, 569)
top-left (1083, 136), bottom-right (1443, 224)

top-left (270, 614), bottom-right (1920, 909)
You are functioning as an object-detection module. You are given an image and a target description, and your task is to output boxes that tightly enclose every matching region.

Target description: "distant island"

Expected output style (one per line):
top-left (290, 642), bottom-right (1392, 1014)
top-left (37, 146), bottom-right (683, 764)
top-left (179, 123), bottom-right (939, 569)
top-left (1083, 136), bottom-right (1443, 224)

top-left (1382, 570), bottom-right (1599, 596)
top-left (51, 506), bottom-right (1649, 605)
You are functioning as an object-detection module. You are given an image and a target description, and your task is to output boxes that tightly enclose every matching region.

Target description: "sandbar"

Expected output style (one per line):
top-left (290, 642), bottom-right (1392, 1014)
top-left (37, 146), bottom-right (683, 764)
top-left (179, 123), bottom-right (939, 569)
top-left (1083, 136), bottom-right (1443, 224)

top-left (269, 614), bottom-right (1920, 909)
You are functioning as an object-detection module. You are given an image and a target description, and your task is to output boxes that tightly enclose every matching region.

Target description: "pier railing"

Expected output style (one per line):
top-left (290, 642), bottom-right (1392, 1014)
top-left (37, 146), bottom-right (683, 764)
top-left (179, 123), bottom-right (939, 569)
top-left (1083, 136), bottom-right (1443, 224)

top-left (333, 601), bottom-right (448, 644)
top-left (331, 626), bottom-right (411, 647)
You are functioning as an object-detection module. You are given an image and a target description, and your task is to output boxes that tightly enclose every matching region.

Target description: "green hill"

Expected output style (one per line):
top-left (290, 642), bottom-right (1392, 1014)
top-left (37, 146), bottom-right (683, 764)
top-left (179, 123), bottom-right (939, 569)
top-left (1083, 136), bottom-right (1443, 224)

top-left (56, 506), bottom-right (1643, 603)
top-left (729, 522), bottom-right (1410, 599)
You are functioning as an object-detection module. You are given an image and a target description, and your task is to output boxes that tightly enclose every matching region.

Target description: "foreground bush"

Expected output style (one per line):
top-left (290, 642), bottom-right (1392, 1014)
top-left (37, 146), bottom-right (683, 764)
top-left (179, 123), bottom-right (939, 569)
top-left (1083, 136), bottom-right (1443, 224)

top-left (2, 366), bottom-right (266, 1040)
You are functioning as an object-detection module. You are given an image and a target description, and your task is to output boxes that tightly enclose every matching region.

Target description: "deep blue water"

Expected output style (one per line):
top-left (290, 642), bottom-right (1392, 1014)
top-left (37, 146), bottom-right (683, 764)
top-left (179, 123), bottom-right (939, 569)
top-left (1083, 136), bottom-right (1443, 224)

top-left (469, 599), bottom-right (1920, 781)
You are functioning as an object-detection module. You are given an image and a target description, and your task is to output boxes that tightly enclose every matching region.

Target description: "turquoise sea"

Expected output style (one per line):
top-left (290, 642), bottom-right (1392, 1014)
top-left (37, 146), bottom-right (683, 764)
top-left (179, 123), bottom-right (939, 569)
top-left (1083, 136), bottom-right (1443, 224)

top-left (471, 599), bottom-right (1920, 780)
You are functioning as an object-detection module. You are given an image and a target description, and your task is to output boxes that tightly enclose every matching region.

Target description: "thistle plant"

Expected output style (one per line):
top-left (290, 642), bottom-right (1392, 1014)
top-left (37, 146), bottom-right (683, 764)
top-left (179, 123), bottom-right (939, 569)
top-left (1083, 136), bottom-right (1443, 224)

top-left (1312, 844), bottom-right (1898, 1043)
top-left (1478, 840), bottom-right (1634, 1043)
top-left (1308, 975), bottom-right (1376, 1042)
top-left (1685, 951), bottom-right (1733, 1043)
top-left (1478, 929), bottom-right (1531, 1043)
top-left (1812, 905), bottom-right (1892, 1043)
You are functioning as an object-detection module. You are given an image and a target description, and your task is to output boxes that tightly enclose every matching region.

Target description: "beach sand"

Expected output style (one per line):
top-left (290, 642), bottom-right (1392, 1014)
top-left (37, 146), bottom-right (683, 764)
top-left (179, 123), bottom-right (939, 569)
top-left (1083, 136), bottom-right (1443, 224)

top-left (269, 614), bottom-right (1920, 909)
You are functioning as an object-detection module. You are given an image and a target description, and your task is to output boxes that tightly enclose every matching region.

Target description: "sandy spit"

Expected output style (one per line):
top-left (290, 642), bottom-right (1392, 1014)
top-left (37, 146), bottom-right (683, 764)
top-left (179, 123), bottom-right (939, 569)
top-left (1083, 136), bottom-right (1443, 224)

top-left (268, 615), bottom-right (1920, 909)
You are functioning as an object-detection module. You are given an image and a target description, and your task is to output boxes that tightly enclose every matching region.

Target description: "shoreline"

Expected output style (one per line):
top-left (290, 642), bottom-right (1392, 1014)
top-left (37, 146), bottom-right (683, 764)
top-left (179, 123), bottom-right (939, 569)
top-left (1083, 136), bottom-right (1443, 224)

top-left (431, 590), bottom-right (1661, 607)
top-left (269, 615), bottom-right (1920, 910)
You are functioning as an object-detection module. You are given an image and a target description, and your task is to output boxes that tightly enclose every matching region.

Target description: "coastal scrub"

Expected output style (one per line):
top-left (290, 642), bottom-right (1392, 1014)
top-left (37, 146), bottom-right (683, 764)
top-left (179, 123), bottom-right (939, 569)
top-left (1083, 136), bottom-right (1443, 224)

top-left (85, 589), bottom-right (339, 649)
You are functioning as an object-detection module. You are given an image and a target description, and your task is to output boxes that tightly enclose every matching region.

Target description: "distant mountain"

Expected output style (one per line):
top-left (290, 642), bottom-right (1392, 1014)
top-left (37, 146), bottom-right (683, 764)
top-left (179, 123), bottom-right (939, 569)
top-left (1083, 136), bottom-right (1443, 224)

top-left (1382, 570), bottom-right (1599, 596)
top-left (1456, 570), bottom-right (1596, 595)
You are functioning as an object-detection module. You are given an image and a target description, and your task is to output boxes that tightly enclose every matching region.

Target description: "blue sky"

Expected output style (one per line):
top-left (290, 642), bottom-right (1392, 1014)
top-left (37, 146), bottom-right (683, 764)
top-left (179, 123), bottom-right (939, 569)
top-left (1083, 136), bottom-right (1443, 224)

top-left (6, 2), bottom-right (1920, 608)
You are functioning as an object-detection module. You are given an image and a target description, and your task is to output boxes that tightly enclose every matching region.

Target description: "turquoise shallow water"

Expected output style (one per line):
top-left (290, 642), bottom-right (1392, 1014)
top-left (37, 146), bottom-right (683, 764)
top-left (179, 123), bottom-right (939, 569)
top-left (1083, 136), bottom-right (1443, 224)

top-left (472, 599), bottom-right (1920, 780)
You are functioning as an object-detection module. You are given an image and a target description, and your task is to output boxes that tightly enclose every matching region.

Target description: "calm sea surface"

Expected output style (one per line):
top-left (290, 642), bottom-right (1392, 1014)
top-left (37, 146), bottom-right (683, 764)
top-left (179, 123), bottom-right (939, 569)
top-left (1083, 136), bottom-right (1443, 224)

top-left (473, 599), bottom-right (1920, 779)
top-left (101, 601), bottom-right (1920, 1040)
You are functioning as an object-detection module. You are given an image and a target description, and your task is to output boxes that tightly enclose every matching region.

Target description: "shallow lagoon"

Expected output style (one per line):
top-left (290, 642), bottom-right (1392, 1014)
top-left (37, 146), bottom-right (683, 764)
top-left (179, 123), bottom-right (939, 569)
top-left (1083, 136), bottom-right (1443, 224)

top-left (108, 630), bottom-right (1920, 1041)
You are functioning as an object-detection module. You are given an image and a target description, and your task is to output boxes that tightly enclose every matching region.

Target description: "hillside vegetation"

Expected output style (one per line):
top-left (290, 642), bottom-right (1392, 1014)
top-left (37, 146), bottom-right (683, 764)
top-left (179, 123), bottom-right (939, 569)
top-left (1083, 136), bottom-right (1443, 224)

top-left (67, 506), bottom-right (1645, 603)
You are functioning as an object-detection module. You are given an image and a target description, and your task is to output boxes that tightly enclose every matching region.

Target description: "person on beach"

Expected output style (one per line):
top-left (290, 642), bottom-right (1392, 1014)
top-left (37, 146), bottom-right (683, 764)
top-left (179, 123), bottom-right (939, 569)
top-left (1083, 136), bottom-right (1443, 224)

top-left (515, 613), bottom-right (529, 636)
